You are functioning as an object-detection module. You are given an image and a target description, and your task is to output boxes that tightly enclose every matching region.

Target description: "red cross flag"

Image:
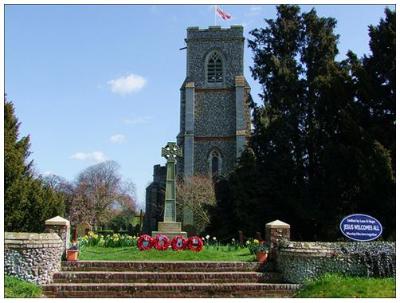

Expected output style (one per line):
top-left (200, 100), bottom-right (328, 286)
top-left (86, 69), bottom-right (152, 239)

top-left (216, 6), bottom-right (232, 20)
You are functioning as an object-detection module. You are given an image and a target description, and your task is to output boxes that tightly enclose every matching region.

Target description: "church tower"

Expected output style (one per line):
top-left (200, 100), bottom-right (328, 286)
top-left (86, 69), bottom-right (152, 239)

top-left (177, 25), bottom-right (251, 226)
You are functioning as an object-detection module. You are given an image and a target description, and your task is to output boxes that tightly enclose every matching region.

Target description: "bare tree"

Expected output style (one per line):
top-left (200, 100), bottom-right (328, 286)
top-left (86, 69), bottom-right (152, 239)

top-left (176, 175), bottom-right (216, 233)
top-left (70, 161), bottom-right (136, 226)
top-left (41, 174), bottom-right (75, 217)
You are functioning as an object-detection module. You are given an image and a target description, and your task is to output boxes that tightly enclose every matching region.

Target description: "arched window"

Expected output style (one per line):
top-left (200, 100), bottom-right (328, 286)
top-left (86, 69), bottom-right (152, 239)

top-left (207, 51), bottom-right (223, 83)
top-left (208, 149), bottom-right (222, 177)
top-left (211, 155), bottom-right (219, 176)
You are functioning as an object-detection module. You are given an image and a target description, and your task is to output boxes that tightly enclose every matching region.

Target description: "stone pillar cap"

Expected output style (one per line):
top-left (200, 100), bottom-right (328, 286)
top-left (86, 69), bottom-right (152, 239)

top-left (266, 220), bottom-right (290, 228)
top-left (45, 216), bottom-right (70, 227)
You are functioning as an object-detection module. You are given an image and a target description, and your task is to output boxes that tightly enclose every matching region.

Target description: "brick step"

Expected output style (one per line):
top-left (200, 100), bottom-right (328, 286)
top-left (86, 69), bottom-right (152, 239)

top-left (62, 261), bottom-right (264, 272)
top-left (53, 271), bottom-right (283, 284)
top-left (43, 282), bottom-right (301, 298)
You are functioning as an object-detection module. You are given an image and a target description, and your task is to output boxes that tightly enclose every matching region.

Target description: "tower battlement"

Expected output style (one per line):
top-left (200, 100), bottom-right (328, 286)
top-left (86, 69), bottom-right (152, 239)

top-left (186, 25), bottom-right (244, 42)
top-left (187, 25), bottom-right (243, 31)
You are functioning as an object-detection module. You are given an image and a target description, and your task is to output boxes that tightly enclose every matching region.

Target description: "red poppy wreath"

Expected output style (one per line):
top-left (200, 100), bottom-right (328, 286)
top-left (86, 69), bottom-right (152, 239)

top-left (187, 236), bottom-right (203, 252)
top-left (137, 234), bottom-right (154, 251)
top-left (171, 235), bottom-right (187, 251)
top-left (154, 234), bottom-right (170, 250)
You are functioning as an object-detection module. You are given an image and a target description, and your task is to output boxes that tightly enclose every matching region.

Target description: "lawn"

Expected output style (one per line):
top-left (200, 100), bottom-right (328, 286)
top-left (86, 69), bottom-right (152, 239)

top-left (5, 275), bottom-right (42, 298)
top-left (295, 274), bottom-right (396, 298)
top-left (79, 245), bottom-right (255, 261)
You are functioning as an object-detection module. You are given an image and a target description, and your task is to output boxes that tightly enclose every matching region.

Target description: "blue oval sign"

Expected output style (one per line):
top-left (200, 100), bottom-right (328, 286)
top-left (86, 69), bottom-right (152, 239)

top-left (340, 214), bottom-right (382, 241)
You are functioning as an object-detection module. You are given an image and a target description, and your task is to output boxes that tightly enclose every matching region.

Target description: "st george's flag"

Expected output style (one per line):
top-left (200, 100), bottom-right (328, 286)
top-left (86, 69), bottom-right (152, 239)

top-left (216, 6), bottom-right (232, 20)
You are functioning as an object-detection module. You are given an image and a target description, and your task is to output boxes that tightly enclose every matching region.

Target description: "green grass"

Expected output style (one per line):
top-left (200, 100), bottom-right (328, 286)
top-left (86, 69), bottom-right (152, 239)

top-left (79, 245), bottom-right (255, 261)
top-left (5, 275), bottom-right (42, 298)
top-left (296, 273), bottom-right (395, 298)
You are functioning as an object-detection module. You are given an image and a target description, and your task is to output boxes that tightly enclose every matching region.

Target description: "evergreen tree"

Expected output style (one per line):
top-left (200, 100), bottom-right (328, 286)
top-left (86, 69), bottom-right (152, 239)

top-left (208, 5), bottom-right (395, 241)
top-left (5, 97), bottom-right (65, 232)
top-left (348, 8), bottom-right (395, 171)
top-left (345, 8), bottom-right (396, 238)
top-left (5, 97), bottom-right (32, 231)
top-left (249, 5), bottom-right (307, 239)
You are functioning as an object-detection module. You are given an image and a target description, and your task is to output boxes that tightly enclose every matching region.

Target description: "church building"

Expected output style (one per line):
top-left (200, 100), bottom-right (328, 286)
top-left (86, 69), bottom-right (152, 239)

top-left (144, 25), bottom-right (251, 233)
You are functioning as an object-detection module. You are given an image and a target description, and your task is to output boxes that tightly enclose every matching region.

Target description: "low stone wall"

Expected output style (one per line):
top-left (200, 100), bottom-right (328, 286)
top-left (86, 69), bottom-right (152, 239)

top-left (5, 232), bottom-right (64, 285)
top-left (276, 240), bottom-right (395, 284)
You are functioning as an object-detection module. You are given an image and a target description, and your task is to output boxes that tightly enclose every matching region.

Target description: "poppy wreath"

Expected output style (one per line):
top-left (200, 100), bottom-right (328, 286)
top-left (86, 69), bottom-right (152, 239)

top-left (137, 234), bottom-right (154, 251)
top-left (154, 234), bottom-right (170, 250)
top-left (171, 235), bottom-right (187, 251)
top-left (186, 236), bottom-right (203, 252)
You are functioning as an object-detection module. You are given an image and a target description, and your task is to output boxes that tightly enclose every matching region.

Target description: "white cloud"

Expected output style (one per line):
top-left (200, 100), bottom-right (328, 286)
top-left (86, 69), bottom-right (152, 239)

top-left (110, 134), bottom-right (126, 144)
top-left (108, 74), bottom-right (146, 95)
top-left (70, 151), bottom-right (108, 163)
top-left (123, 116), bottom-right (152, 125)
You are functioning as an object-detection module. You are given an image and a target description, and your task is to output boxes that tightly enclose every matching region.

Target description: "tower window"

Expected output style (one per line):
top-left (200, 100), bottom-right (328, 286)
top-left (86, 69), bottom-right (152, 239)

top-left (208, 149), bottom-right (222, 177)
top-left (207, 51), bottom-right (223, 83)
top-left (211, 155), bottom-right (219, 176)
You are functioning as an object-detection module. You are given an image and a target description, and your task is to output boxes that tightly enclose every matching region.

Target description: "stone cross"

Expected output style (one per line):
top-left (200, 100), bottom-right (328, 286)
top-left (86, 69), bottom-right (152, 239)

top-left (161, 142), bottom-right (182, 222)
top-left (162, 142), bottom-right (183, 162)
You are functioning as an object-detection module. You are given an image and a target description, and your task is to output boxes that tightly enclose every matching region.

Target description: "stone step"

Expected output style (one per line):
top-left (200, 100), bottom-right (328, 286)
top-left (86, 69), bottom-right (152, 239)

top-left (62, 261), bottom-right (264, 272)
top-left (53, 271), bottom-right (283, 284)
top-left (43, 282), bottom-right (301, 298)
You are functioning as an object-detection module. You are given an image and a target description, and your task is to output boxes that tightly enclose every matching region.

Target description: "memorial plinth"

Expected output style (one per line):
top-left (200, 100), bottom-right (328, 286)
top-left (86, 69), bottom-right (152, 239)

top-left (152, 142), bottom-right (187, 238)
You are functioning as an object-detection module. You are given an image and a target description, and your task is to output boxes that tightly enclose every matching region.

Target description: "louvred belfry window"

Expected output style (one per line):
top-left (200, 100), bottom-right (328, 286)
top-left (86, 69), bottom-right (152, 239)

top-left (207, 52), bottom-right (223, 83)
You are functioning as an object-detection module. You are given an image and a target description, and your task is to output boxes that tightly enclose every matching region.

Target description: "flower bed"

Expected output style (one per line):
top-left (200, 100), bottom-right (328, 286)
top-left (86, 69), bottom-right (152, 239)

top-left (79, 231), bottom-right (137, 248)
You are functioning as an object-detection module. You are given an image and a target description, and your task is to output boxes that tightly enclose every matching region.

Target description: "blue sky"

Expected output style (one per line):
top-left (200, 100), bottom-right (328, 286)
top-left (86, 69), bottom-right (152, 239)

top-left (5, 4), bottom-right (394, 210)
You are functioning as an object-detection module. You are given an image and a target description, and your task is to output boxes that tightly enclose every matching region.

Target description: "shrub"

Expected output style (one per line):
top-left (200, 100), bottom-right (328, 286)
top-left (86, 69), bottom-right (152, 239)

top-left (246, 239), bottom-right (269, 254)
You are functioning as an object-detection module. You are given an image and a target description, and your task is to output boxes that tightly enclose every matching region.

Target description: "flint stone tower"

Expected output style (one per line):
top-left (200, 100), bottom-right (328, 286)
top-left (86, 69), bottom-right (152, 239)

top-left (177, 25), bottom-right (251, 227)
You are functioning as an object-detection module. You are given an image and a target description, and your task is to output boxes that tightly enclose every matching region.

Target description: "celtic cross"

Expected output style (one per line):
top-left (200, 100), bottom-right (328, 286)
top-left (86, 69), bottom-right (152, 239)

top-left (161, 142), bottom-right (183, 163)
top-left (161, 142), bottom-right (182, 222)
